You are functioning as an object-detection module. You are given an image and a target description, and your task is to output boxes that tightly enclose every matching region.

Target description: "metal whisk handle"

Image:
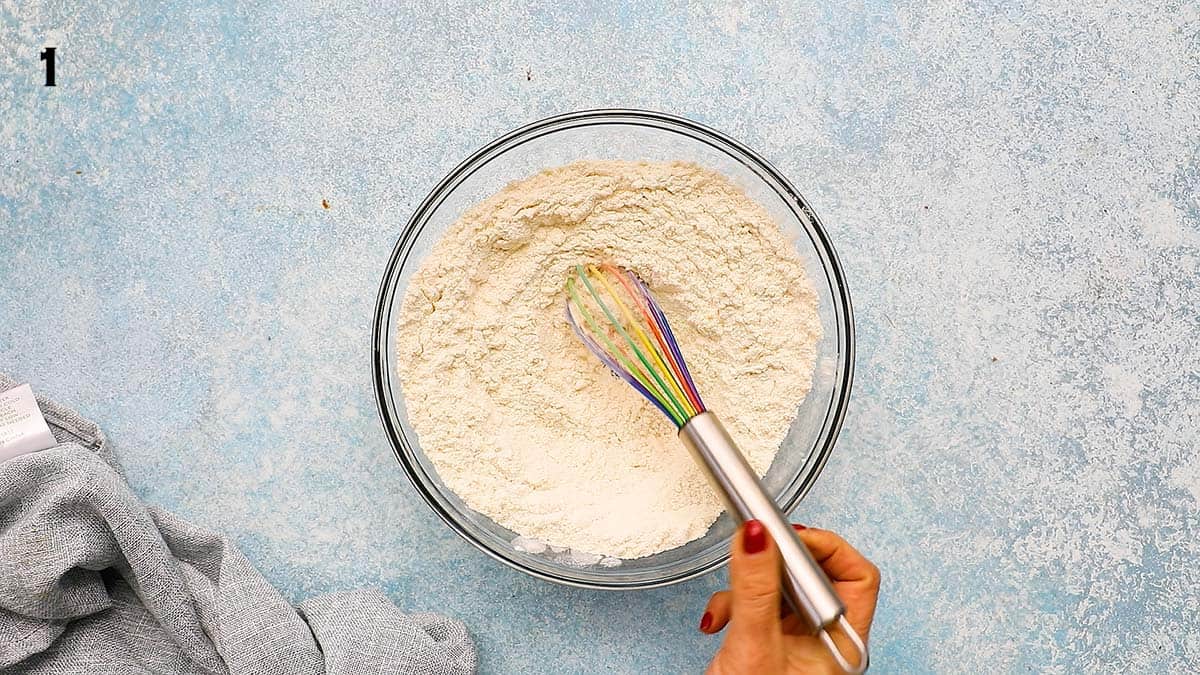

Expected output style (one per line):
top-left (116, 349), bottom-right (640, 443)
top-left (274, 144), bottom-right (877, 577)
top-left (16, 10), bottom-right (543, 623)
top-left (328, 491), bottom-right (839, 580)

top-left (678, 412), bottom-right (869, 674)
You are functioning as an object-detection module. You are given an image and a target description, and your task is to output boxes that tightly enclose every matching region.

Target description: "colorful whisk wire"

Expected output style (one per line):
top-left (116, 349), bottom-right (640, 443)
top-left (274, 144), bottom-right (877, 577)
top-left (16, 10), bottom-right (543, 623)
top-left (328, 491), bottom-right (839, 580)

top-left (564, 263), bottom-right (706, 428)
top-left (563, 263), bottom-right (869, 674)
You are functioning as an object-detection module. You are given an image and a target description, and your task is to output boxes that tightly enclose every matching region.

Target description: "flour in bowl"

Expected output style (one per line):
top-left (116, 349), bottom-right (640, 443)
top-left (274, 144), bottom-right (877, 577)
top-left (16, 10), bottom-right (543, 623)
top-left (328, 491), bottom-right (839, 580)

top-left (395, 160), bottom-right (821, 559)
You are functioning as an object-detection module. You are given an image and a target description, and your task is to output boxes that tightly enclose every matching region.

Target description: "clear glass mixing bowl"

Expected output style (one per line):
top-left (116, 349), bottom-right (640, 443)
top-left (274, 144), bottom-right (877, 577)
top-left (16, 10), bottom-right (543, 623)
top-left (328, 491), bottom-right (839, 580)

top-left (372, 109), bottom-right (854, 589)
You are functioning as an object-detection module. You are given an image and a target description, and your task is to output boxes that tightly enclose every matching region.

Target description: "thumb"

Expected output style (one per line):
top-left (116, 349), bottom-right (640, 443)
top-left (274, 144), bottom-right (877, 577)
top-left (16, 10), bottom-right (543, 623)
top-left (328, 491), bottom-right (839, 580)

top-left (728, 519), bottom-right (782, 642)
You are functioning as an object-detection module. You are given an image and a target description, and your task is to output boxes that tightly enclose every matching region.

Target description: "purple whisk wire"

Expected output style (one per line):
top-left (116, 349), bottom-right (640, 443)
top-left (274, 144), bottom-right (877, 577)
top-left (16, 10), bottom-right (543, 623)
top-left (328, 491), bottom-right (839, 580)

top-left (627, 272), bottom-right (706, 414)
top-left (563, 303), bottom-right (677, 422)
top-left (564, 263), bottom-right (706, 427)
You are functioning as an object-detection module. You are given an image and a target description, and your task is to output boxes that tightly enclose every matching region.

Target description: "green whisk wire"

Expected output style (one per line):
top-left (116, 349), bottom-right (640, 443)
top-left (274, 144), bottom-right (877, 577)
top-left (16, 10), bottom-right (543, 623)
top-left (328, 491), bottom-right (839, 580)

top-left (566, 275), bottom-right (687, 427)
top-left (576, 268), bottom-right (690, 423)
top-left (564, 263), bottom-right (706, 427)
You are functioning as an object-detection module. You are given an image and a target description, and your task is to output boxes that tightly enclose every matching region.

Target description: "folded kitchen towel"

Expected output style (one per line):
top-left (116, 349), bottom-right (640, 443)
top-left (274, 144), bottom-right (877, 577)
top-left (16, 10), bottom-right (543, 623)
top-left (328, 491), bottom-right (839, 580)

top-left (0, 374), bottom-right (476, 674)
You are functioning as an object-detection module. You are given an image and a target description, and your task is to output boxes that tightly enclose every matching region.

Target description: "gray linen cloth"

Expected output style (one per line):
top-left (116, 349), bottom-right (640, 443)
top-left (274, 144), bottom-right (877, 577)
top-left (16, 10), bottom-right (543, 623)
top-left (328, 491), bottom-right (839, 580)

top-left (0, 374), bottom-right (476, 674)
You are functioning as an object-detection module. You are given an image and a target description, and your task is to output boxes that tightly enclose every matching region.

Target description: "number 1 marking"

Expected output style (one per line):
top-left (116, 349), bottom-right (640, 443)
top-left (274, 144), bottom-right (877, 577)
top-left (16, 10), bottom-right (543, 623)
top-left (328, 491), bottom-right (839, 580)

top-left (41, 47), bottom-right (56, 86)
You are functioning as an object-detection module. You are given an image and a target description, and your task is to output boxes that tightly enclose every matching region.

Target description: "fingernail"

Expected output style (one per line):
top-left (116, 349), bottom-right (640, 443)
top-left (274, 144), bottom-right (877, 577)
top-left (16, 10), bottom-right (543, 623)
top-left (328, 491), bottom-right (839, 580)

top-left (792, 523), bottom-right (807, 531)
top-left (743, 519), bottom-right (767, 554)
top-left (699, 611), bottom-right (713, 632)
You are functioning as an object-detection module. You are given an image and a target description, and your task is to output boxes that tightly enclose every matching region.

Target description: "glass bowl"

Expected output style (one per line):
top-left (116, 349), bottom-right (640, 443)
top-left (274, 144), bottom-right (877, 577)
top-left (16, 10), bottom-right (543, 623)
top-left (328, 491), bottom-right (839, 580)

top-left (371, 109), bottom-right (854, 589)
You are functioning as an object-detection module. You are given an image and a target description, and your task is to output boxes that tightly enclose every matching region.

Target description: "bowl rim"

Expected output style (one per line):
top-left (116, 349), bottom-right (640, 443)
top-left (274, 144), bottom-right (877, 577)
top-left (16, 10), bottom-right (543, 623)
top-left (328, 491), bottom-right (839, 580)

top-left (371, 108), bottom-right (855, 589)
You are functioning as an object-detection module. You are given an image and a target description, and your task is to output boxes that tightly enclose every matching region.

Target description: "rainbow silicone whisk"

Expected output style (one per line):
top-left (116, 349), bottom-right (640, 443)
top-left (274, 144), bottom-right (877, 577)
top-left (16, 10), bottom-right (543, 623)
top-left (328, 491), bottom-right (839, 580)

top-left (565, 262), bottom-right (867, 674)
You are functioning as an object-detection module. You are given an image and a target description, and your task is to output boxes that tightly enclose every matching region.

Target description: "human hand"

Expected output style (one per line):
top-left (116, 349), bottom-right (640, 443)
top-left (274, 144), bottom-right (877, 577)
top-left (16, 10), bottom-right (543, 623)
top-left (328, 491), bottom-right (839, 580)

top-left (700, 522), bottom-right (880, 675)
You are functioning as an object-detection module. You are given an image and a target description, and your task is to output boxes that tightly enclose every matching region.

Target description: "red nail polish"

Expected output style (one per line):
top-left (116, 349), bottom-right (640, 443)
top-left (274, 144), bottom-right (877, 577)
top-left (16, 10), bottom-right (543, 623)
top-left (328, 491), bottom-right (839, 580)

top-left (699, 611), bottom-right (713, 632)
top-left (792, 523), bottom-right (807, 531)
top-left (743, 519), bottom-right (767, 554)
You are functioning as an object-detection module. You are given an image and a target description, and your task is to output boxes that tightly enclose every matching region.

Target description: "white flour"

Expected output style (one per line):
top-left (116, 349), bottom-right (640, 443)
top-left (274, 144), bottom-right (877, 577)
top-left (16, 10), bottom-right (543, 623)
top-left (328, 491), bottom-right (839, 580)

top-left (395, 160), bottom-right (821, 559)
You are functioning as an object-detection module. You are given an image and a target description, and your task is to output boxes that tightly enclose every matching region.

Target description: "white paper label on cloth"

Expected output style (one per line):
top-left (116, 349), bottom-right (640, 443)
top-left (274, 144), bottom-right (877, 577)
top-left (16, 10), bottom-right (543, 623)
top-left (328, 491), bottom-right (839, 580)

top-left (0, 384), bottom-right (57, 461)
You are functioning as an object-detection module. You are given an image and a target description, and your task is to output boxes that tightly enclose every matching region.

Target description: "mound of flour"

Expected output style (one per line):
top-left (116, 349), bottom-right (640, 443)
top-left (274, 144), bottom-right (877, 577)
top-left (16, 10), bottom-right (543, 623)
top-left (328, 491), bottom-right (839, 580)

top-left (395, 160), bottom-right (821, 559)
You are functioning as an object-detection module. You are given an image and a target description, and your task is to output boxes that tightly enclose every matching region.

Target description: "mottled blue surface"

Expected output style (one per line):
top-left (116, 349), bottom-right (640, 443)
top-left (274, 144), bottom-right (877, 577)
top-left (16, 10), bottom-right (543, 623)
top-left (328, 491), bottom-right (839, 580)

top-left (3, 1), bottom-right (1199, 672)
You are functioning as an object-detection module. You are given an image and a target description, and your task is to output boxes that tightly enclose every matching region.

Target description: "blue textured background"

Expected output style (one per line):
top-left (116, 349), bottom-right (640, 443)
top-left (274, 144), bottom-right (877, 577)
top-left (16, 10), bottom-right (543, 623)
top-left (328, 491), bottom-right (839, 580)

top-left (3, 1), bottom-right (1199, 672)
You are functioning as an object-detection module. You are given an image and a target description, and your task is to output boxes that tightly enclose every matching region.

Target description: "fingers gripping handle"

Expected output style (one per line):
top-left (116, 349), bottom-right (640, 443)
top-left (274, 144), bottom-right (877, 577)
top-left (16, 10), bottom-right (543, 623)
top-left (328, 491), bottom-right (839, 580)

top-left (679, 412), bottom-right (869, 674)
top-left (678, 413), bottom-right (843, 627)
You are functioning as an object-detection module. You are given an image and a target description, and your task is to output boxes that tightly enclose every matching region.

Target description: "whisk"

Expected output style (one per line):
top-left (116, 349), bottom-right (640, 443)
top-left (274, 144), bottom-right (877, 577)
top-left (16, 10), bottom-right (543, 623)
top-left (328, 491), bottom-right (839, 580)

top-left (565, 262), bottom-right (867, 674)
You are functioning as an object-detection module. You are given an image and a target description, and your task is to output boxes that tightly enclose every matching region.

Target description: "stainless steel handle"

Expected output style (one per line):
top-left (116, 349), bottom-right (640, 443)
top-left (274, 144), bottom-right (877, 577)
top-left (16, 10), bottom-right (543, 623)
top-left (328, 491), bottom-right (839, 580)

top-left (679, 412), bottom-right (868, 673)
